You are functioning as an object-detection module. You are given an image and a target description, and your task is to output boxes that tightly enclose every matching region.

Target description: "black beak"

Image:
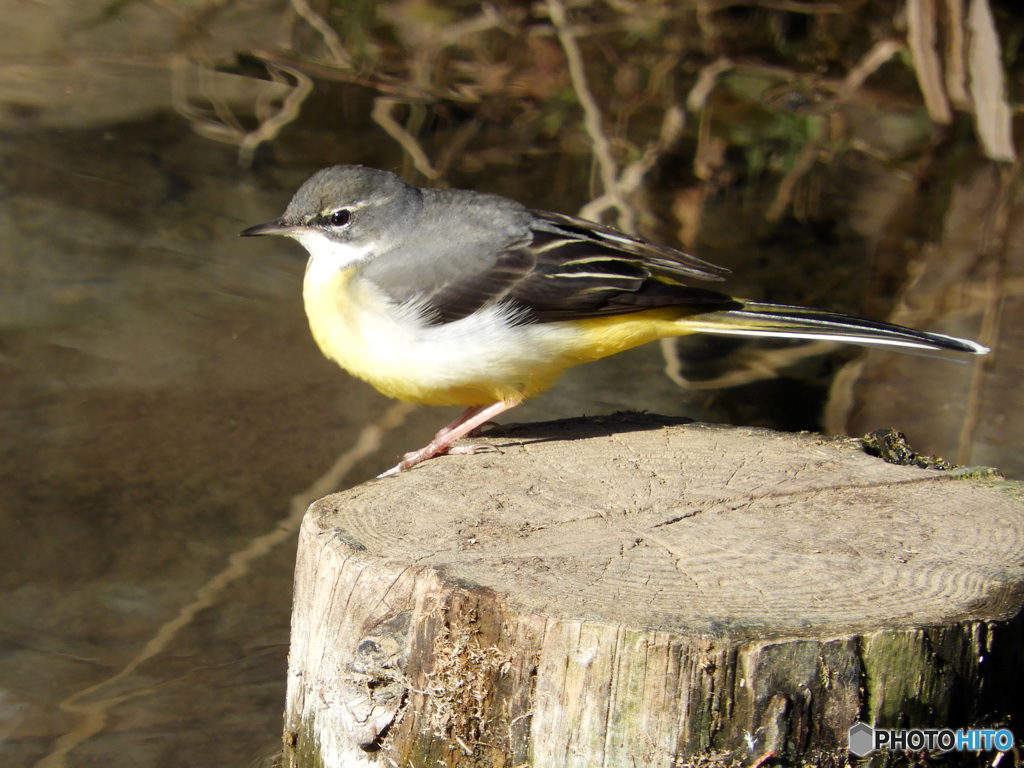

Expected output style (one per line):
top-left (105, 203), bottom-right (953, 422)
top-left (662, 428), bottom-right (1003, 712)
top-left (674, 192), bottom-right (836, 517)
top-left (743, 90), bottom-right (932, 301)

top-left (239, 218), bottom-right (298, 237)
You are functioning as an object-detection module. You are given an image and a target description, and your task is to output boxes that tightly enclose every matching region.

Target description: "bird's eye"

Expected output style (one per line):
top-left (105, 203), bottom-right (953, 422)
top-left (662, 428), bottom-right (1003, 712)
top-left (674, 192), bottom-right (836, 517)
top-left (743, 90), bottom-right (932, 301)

top-left (328, 209), bottom-right (351, 227)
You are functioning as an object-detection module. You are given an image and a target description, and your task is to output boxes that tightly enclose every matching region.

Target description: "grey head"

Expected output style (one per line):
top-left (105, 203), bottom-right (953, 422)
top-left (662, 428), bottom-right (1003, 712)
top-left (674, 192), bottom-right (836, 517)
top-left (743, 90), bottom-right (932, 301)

top-left (240, 165), bottom-right (424, 259)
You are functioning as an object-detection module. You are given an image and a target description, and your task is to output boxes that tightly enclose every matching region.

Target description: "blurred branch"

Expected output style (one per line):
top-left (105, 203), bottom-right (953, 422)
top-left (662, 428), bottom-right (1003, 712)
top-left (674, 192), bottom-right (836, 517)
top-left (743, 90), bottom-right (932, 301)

top-left (546, 0), bottom-right (632, 228)
top-left (434, 4), bottom-right (509, 46)
top-left (686, 57), bottom-right (733, 113)
top-left (240, 63), bottom-right (313, 167)
top-left (764, 142), bottom-right (818, 222)
top-left (290, 0), bottom-right (351, 67)
top-left (905, 0), bottom-right (1016, 162)
top-left (170, 57), bottom-right (313, 168)
top-left (372, 97), bottom-right (439, 179)
top-left (907, 0), bottom-right (953, 124)
top-left (967, 0), bottom-right (1017, 162)
top-left (249, 49), bottom-right (434, 101)
top-left (580, 105), bottom-right (688, 225)
top-left (838, 38), bottom-right (903, 98)
top-left (942, 0), bottom-right (970, 109)
top-left (660, 338), bottom-right (840, 390)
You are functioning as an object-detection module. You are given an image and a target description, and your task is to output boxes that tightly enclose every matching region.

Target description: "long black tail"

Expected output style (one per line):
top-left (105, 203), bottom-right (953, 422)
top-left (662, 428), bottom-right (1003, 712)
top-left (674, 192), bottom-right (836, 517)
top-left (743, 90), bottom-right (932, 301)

top-left (682, 301), bottom-right (988, 355)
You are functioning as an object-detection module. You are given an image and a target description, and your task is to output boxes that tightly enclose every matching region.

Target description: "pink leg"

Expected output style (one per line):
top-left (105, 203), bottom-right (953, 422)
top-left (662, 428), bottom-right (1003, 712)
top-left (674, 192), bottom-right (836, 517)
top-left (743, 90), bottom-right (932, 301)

top-left (377, 398), bottom-right (522, 478)
top-left (433, 405), bottom-right (487, 439)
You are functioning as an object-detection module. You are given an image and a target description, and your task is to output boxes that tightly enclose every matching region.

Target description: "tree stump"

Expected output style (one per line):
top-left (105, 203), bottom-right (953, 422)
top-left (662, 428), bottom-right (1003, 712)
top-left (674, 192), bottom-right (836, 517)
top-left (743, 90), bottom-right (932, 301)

top-left (283, 414), bottom-right (1024, 768)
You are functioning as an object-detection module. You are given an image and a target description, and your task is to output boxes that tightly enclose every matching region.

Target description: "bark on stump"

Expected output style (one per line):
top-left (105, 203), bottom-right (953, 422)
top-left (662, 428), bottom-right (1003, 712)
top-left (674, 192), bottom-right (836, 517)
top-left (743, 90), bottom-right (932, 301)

top-left (283, 414), bottom-right (1024, 768)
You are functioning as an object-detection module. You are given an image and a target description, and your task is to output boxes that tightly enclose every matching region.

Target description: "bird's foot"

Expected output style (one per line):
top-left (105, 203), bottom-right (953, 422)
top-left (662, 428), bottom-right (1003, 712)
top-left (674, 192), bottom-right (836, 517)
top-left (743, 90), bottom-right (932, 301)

top-left (376, 441), bottom-right (498, 478)
top-left (376, 443), bottom-right (440, 478)
top-left (376, 399), bottom-right (521, 478)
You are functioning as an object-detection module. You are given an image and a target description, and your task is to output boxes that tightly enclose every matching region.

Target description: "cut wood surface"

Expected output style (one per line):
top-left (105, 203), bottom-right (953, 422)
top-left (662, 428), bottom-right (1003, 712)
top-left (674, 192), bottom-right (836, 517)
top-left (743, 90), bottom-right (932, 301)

top-left (283, 414), bottom-right (1024, 768)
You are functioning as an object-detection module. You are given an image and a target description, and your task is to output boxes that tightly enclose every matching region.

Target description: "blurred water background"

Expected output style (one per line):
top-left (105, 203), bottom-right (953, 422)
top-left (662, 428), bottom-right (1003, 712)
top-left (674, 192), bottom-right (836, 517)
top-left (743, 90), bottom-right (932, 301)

top-left (1, 1), bottom-right (1021, 766)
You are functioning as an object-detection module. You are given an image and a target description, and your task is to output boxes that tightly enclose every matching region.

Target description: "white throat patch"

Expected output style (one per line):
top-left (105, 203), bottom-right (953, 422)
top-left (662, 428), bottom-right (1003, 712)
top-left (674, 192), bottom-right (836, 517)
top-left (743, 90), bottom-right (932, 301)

top-left (292, 230), bottom-right (373, 286)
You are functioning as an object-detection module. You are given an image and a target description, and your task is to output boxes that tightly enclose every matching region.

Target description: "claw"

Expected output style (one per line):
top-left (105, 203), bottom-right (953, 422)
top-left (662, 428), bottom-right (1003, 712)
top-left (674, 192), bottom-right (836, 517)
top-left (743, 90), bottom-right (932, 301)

top-left (447, 443), bottom-right (501, 456)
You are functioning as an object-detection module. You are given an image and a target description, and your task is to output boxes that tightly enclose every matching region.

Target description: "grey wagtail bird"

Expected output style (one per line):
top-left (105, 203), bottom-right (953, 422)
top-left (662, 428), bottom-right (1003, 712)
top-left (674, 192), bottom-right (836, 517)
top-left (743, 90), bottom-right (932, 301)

top-left (241, 165), bottom-right (988, 478)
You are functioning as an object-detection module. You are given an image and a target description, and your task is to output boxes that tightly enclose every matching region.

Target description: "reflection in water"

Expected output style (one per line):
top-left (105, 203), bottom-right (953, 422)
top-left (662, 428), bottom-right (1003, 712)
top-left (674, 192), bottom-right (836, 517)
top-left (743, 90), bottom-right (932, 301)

top-left (1, 1), bottom-right (1020, 767)
top-left (30, 401), bottom-right (414, 768)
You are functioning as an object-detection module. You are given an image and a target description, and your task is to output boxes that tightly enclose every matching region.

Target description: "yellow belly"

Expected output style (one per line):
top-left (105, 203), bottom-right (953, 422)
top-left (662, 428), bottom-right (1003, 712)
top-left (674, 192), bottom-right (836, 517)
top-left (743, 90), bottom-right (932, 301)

top-left (303, 264), bottom-right (696, 406)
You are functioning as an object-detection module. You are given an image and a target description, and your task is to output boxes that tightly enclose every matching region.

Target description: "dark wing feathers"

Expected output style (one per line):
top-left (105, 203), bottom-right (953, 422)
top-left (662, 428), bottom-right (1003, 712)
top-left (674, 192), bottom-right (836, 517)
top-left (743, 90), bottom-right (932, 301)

top-left (508, 223), bottom-right (739, 321)
top-left (419, 248), bottom-right (535, 324)
top-left (531, 211), bottom-right (731, 281)
top-left (373, 205), bottom-right (738, 325)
